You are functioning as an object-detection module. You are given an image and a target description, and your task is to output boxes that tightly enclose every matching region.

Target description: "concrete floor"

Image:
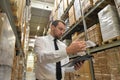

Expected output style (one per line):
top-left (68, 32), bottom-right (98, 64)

top-left (26, 72), bottom-right (35, 80)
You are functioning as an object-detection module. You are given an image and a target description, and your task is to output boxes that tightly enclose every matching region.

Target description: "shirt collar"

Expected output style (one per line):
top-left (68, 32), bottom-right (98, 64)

top-left (47, 34), bottom-right (55, 41)
top-left (48, 34), bottom-right (59, 42)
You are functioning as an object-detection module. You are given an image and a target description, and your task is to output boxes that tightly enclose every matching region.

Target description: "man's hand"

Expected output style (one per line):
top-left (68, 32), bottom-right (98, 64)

top-left (66, 40), bottom-right (86, 54)
top-left (74, 61), bottom-right (84, 70)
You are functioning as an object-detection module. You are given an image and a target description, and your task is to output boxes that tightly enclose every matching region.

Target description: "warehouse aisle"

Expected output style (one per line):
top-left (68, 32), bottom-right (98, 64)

top-left (26, 71), bottom-right (35, 80)
top-left (26, 53), bottom-right (36, 80)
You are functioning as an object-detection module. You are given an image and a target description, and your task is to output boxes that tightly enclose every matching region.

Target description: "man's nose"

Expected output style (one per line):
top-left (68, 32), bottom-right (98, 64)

top-left (61, 30), bottom-right (65, 34)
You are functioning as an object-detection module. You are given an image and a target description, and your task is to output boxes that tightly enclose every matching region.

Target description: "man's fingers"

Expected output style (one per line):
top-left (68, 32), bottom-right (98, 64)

top-left (74, 61), bottom-right (83, 70)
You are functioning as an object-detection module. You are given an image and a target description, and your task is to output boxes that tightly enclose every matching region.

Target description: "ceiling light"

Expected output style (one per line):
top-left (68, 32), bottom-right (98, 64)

top-left (35, 35), bottom-right (37, 38)
top-left (37, 26), bottom-right (40, 30)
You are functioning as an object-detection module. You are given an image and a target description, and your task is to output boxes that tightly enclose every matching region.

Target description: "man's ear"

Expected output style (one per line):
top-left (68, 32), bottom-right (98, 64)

top-left (50, 25), bottom-right (54, 31)
top-left (51, 25), bottom-right (55, 29)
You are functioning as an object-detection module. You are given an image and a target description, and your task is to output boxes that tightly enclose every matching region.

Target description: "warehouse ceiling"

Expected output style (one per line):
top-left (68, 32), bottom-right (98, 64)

top-left (30, 0), bottom-right (54, 38)
top-left (28, 0), bottom-right (54, 50)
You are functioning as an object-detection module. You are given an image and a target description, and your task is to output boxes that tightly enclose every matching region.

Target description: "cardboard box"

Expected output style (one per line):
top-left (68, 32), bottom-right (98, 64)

top-left (77, 24), bottom-right (102, 46)
top-left (53, 10), bottom-right (58, 20)
top-left (0, 66), bottom-right (12, 80)
top-left (63, 0), bottom-right (68, 11)
top-left (68, 0), bottom-right (72, 5)
top-left (0, 13), bottom-right (16, 66)
top-left (98, 5), bottom-right (120, 41)
top-left (80, 0), bottom-right (93, 13)
top-left (10, 0), bottom-right (26, 26)
top-left (58, 0), bottom-right (64, 19)
top-left (69, 6), bottom-right (76, 26)
top-left (74, 0), bottom-right (82, 21)
top-left (93, 47), bottom-right (120, 80)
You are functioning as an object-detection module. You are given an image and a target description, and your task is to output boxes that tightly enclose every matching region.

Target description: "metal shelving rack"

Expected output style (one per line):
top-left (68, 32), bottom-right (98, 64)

top-left (0, 0), bottom-right (23, 55)
top-left (60, 0), bottom-right (120, 80)
top-left (60, 0), bottom-right (120, 53)
top-left (60, 0), bottom-right (104, 40)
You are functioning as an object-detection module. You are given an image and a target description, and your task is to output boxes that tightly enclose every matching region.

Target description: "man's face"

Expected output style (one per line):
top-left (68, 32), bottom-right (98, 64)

top-left (53, 22), bottom-right (65, 39)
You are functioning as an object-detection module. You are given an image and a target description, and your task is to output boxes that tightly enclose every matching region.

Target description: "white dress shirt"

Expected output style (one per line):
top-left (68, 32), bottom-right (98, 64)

top-left (34, 34), bottom-right (73, 80)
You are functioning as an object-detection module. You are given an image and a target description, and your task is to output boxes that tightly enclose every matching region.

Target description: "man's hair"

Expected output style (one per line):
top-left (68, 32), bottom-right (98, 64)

top-left (51, 20), bottom-right (65, 27)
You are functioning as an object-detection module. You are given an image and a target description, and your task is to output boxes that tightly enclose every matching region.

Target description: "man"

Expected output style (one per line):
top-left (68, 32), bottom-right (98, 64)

top-left (34, 20), bottom-right (86, 80)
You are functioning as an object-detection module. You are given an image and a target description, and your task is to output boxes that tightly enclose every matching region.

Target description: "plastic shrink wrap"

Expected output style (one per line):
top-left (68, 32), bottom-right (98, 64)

top-left (98, 5), bottom-right (120, 41)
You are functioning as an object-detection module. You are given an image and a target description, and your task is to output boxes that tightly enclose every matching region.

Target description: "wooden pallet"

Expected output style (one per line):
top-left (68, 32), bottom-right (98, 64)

top-left (88, 44), bottom-right (101, 49)
top-left (102, 36), bottom-right (120, 45)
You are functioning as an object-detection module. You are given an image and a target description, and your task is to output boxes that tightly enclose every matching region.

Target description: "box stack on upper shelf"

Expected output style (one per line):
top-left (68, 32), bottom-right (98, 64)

top-left (69, 5), bottom-right (76, 27)
top-left (80, 0), bottom-right (93, 13)
top-left (63, 0), bottom-right (68, 11)
top-left (68, 0), bottom-right (73, 5)
top-left (98, 4), bottom-right (120, 43)
top-left (60, 0), bottom-right (118, 40)
top-left (72, 23), bottom-right (102, 46)
top-left (51, 0), bottom-right (61, 21)
top-left (58, 0), bottom-right (64, 19)
top-left (74, 0), bottom-right (82, 21)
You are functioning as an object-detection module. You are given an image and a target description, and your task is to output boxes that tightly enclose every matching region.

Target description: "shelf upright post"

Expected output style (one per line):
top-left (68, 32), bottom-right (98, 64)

top-left (79, 1), bottom-right (88, 41)
top-left (79, 0), bottom-right (95, 80)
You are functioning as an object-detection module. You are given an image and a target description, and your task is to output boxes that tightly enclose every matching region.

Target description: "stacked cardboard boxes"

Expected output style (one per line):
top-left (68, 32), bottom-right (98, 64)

top-left (58, 0), bottom-right (64, 19)
top-left (11, 55), bottom-right (20, 80)
top-left (64, 61), bottom-right (92, 80)
top-left (63, 0), bottom-right (68, 11)
top-left (98, 5), bottom-right (120, 42)
top-left (87, 24), bottom-right (102, 46)
top-left (53, 10), bottom-right (58, 20)
top-left (74, 61), bottom-right (92, 80)
top-left (93, 47), bottom-right (120, 80)
top-left (72, 23), bottom-right (102, 46)
top-left (0, 13), bottom-right (15, 80)
top-left (69, 5), bottom-right (76, 27)
top-left (0, 13), bottom-right (16, 66)
top-left (68, 0), bottom-right (72, 5)
top-left (80, 0), bottom-right (93, 13)
top-left (74, 0), bottom-right (82, 21)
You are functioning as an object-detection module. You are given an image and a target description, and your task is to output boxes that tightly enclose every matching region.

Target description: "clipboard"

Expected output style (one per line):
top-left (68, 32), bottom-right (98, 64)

top-left (61, 54), bottom-right (93, 67)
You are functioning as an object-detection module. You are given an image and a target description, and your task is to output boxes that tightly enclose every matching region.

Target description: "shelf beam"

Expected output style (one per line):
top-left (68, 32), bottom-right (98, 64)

top-left (89, 40), bottom-right (120, 53)
top-left (0, 0), bottom-right (23, 55)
